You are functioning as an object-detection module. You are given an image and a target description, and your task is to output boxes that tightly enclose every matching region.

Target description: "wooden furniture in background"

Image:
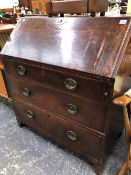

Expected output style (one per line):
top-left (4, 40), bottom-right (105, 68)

top-left (31, 0), bottom-right (47, 13)
top-left (0, 15), bottom-right (17, 24)
top-left (45, 0), bottom-right (108, 16)
top-left (113, 90), bottom-right (131, 175)
top-left (1, 16), bottom-right (131, 174)
top-left (0, 8), bottom-right (13, 13)
top-left (19, 0), bottom-right (108, 15)
top-left (19, 0), bottom-right (47, 13)
top-left (19, 0), bottom-right (31, 8)
top-left (0, 24), bottom-right (15, 98)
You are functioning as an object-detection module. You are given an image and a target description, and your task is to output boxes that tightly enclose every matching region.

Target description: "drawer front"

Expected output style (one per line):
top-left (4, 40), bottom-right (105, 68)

top-left (13, 100), bottom-right (104, 158)
top-left (5, 60), bottom-right (44, 84)
top-left (5, 60), bottom-right (109, 103)
top-left (43, 68), bottom-right (108, 103)
top-left (9, 77), bottom-right (106, 133)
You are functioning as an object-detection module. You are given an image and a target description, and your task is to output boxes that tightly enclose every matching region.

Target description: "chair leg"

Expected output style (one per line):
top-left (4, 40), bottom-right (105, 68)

top-left (127, 144), bottom-right (131, 169)
top-left (119, 144), bottom-right (131, 175)
top-left (119, 161), bottom-right (128, 175)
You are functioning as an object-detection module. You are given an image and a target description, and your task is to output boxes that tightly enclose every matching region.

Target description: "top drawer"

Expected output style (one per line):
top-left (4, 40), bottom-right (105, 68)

top-left (5, 60), bottom-right (44, 84)
top-left (5, 60), bottom-right (110, 103)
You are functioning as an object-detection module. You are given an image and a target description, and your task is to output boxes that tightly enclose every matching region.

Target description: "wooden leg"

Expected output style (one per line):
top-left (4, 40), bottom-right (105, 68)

top-left (100, 12), bottom-right (105, 16)
top-left (119, 145), bottom-right (131, 175)
top-left (119, 161), bottom-right (128, 175)
top-left (94, 167), bottom-right (103, 175)
top-left (48, 14), bottom-right (52, 17)
top-left (90, 12), bottom-right (96, 17)
top-left (60, 13), bottom-right (64, 17)
top-left (91, 158), bottom-right (104, 175)
top-left (16, 116), bottom-right (24, 127)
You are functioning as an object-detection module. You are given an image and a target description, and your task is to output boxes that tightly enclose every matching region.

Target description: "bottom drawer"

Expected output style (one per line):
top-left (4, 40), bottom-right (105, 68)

top-left (13, 99), bottom-right (105, 159)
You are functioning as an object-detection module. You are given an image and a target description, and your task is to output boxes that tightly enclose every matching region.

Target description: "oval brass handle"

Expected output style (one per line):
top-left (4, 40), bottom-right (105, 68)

top-left (26, 111), bottom-right (34, 119)
top-left (64, 78), bottom-right (77, 91)
top-left (16, 66), bottom-right (26, 76)
top-left (66, 130), bottom-right (77, 141)
top-left (66, 104), bottom-right (78, 115)
top-left (21, 88), bottom-right (31, 97)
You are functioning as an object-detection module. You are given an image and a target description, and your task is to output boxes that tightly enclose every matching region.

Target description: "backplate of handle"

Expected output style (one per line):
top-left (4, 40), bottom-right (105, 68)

top-left (21, 88), bottom-right (31, 97)
top-left (66, 104), bottom-right (78, 115)
top-left (26, 110), bottom-right (34, 119)
top-left (16, 65), bottom-right (26, 76)
top-left (66, 130), bottom-right (77, 141)
top-left (64, 78), bottom-right (77, 90)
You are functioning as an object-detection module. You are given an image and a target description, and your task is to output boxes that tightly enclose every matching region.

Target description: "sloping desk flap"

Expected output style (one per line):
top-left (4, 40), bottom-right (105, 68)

top-left (1, 16), bottom-right (131, 78)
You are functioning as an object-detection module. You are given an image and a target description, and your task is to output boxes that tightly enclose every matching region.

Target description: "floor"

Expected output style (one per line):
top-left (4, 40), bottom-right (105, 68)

top-left (0, 97), bottom-right (130, 175)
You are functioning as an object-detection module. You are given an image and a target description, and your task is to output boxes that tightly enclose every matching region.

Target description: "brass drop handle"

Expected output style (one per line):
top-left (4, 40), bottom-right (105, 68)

top-left (66, 104), bottom-right (78, 115)
top-left (64, 78), bottom-right (77, 91)
top-left (21, 88), bottom-right (31, 97)
top-left (26, 111), bottom-right (34, 119)
top-left (16, 66), bottom-right (26, 76)
top-left (66, 130), bottom-right (77, 141)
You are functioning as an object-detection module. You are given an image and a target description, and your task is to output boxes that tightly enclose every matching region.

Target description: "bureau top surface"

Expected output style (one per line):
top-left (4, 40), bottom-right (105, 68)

top-left (1, 16), bottom-right (131, 78)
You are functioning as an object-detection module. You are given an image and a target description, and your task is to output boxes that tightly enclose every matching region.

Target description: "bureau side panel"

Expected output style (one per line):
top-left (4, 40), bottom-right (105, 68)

top-left (105, 37), bottom-right (131, 155)
top-left (114, 37), bottom-right (131, 96)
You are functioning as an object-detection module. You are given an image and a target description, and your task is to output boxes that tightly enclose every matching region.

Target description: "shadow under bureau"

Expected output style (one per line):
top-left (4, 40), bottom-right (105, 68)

top-left (1, 16), bottom-right (131, 175)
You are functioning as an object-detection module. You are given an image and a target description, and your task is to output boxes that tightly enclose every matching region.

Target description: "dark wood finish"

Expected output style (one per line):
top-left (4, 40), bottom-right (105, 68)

top-left (45, 0), bottom-right (108, 16)
top-left (8, 76), bottom-right (107, 133)
top-left (1, 17), bottom-right (130, 78)
top-left (13, 99), bottom-right (105, 158)
top-left (45, 0), bottom-right (87, 14)
top-left (5, 59), bottom-right (111, 104)
top-left (1, 17), bottom-right (131, 175)
top-left (88, 0), bottom-right (108, 13)
top-left (104, 37), bottom-right (131, 157)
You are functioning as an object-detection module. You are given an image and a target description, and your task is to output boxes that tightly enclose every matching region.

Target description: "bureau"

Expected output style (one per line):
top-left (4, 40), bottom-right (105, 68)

top-left (1, 16), bottom-right (131, 175)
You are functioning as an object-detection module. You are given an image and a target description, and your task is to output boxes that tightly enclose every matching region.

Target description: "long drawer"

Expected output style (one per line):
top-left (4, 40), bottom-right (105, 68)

top-left (5, 60), bottom-right (110, 103)
top-left (9, 76), bottom-right (107, 133)
top-left (13, 99), bottom-right (104, 159)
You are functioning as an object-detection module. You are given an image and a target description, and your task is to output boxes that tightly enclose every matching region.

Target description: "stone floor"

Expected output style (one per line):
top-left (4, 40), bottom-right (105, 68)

top-left (0, 97), bottom-right (130, 175)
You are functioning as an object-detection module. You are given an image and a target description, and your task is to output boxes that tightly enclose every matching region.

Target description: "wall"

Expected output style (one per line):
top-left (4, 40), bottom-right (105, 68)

top-left (0, 0), bottom-right (18, 8)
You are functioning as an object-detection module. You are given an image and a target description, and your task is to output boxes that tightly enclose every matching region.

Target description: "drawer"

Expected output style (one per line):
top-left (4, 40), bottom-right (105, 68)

top-left (5, 60), bottom-right (109, 103)
top-left (42, 68), bottom-right (108, 103)
top-left (9, 77), bottom-right (106, 133)
top-left (13, 99), bottom-right (104, 158)
top-left (5, 60), bottom-right (44, 84)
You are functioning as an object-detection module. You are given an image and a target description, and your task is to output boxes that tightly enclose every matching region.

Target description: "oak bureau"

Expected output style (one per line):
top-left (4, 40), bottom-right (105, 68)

top-left (1, 16), bottom-right (131, 174)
